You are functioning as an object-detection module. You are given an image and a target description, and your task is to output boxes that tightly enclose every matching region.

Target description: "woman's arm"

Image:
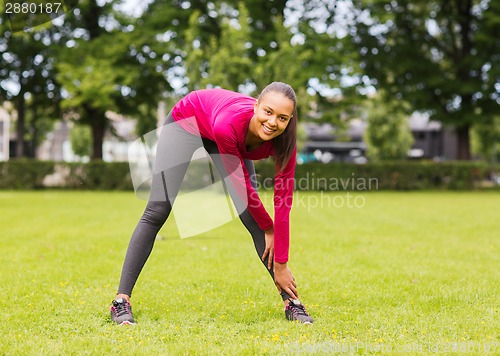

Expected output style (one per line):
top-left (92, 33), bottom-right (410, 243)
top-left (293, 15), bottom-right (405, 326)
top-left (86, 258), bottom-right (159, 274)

top-left (271, 148), bottom-right (298, 299)
top-left (273, 147), bottom-right (297, 264)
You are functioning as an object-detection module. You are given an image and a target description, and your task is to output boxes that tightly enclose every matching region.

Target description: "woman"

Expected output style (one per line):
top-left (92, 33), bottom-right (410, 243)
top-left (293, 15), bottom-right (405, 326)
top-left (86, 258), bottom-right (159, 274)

top-left (110, 82), bottom-right (313, 324)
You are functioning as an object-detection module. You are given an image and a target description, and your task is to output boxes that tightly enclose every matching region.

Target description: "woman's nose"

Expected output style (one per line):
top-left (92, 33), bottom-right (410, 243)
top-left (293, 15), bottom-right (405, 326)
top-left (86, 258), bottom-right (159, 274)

top-left (268, 116), bottom-right (277, 127)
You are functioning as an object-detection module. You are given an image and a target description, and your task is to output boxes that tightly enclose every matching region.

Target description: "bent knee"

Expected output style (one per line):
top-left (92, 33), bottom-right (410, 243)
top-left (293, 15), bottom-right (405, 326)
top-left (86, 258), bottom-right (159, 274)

top-left (141, 201), bottom-right (171, 226)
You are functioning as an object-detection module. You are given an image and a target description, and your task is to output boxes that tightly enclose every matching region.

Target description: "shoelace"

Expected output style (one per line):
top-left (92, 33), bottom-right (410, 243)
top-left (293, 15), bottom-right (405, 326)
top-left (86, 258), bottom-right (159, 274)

top-left (288, 302), bottom-right (309, 317)
top-left (113, 300), bottom-right (130, 317)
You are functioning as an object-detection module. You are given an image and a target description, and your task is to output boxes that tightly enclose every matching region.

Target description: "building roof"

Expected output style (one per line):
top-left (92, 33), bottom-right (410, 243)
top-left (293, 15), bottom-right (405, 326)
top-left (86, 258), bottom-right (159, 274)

top-left (408, 112), bottom-right (441, 131)
top-left (303, 112), bottom-right (442, 142)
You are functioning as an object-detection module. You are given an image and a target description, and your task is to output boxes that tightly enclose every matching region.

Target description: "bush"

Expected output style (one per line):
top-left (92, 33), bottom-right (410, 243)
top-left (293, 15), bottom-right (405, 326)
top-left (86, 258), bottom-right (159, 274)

top-left (0, 160), bottom-right (132, 190)
top-left (66, 161), bottom-right (133, 190)
top-left (0, 159), bottom-right (497, 191)
top-left (0, 160), bottom-right (55, 189)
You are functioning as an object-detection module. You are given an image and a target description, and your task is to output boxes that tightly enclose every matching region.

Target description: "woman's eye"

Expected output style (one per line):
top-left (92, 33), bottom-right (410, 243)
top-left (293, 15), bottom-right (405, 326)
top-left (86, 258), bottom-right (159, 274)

top-left (265, 110), bottom-right (271, 115)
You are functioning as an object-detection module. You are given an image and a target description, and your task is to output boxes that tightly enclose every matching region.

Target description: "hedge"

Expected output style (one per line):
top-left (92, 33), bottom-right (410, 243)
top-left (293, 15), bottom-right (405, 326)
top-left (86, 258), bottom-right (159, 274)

top-left (0, 159), bottom-right (498, 191)
top-left (255, 161), bottom-right (497, 191)
top-left (0, 160), bottom-right (132, 190)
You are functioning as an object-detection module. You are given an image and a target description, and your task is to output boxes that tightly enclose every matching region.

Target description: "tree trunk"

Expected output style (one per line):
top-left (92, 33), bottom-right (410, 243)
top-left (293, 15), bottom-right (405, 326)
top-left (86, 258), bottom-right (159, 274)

top-left (90, 117), bottom-right (105, 160)
top-left (15, 95), bottom-right (25, 158)
top-left (28, 101), bottom-right (37, 158)
top-left (455, 0), bottom-right (472, 161)
top-left (84, 104), bottom-right (106, 160)
top-left (456, 124), bottom-right (470, 160)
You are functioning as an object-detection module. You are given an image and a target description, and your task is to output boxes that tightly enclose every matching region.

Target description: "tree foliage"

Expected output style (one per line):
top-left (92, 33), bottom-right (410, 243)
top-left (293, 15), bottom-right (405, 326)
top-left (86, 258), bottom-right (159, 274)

top-left (70, 123), bottom-right (92, 159)
top-left (0, 10), bottom-right (62, 157)
top-left (55, 0), bottom-right (171, 158)
top-left (183, 2), bottom-right (318, 118)
top-left (364, 95), bottom-right (414, 160)
top-left (472, 115), bottom-right (500, 162)
top-left (1, 0), bottom-right (498, 162)
top-left (184, 3), bottom-right (252, 91)
top-left (342, 0), bottom-right (500, 159)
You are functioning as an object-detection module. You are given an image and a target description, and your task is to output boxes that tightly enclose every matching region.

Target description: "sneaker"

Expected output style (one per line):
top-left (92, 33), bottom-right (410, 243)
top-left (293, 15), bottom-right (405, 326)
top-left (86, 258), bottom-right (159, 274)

top-left (110, 298), bottom-right (135, 325)
top-left (285, 299), bottom-right (314, 324)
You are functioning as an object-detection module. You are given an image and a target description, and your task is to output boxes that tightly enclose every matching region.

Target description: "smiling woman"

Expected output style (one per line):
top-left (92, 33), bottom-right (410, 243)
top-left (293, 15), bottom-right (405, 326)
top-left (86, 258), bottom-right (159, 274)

top-left (110, 82), bottom-right (314, 325)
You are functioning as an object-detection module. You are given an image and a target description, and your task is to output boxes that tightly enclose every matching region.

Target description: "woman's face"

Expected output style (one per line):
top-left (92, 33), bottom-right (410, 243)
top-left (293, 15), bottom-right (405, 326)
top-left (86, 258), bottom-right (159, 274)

top-left (251, 91), bottom-right (294, 142)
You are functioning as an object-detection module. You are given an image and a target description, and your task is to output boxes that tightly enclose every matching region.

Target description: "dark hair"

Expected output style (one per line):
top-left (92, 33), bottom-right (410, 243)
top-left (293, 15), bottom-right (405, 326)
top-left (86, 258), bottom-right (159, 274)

top-left (257, 82), bottom-right (298, 173)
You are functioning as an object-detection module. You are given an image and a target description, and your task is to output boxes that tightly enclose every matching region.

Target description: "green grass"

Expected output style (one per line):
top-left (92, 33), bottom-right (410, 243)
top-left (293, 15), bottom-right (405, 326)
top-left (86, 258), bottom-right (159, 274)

top-left (0, 190), bottom-right (499, 355)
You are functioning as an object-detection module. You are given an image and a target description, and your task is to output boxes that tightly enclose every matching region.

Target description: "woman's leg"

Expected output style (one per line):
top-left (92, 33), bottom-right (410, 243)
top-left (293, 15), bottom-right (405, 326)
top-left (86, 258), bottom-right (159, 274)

top-left (116, 188), bottom-right (173, 298)
top-left (116, 116), bottom-right (203, 298)
top-left (239, 161), bottom-right (314, 323)
top-left (203, 141), bottom-right (291, 301)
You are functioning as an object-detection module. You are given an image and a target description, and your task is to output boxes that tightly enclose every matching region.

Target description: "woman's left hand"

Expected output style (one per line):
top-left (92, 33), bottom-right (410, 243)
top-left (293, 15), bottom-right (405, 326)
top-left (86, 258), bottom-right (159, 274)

top-left (262, 227), bottom-right (274, 270)
top-left (274, 262), bottom-right (299, 299)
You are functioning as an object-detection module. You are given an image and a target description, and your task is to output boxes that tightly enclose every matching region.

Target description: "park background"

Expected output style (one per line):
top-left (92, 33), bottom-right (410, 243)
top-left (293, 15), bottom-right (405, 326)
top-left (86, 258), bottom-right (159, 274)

top-left (1, 0), bottom-right (499, 355)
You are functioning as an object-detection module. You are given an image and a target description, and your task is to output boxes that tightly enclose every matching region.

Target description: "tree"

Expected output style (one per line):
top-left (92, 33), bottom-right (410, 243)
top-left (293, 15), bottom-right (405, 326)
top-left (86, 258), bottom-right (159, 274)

top-left (471, 115), bottom-right (500, 162)
top-left (202, 3), bottom-right (252, 91)
top-left (56, 0), bottom-right (171, 159)
top-left (183, 3), bottom-right (252, 91)
top-left (145, 0), bottom-right (306, 93)
top-left (364, 95), bottom-right (414, 161)
top-left (0, 12), bottom-right (62, 158)
top-left (70, 123), bottom-right (91, 159)
top-left (227, 0), bottom-right (288, 59)
top-left (183, 3), bottom-right (320, 106)
top-left (253, 16), bottom-right (313, 95)
top-left (343, 0), bottom-right (499, 159)
top-left (145, 0), bottom-right (288, 60)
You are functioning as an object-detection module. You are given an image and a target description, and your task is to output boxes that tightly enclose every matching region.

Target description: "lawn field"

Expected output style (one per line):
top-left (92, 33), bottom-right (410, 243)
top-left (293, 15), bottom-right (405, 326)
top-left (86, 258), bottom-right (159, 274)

top-left (0, 191), bottom-right (499, 355)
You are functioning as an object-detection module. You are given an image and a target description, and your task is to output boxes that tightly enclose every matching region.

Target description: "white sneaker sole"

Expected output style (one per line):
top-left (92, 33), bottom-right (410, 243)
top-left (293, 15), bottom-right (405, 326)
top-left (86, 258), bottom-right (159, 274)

top-left (119, 320), bottom-right (136, 326)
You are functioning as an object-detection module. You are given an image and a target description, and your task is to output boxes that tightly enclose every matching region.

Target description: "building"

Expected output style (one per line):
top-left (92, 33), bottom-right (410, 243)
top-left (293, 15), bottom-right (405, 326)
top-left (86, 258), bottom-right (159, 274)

top-left (409, 113), bottom-right (458, 160)
top-left (36, 112), bottom-right (139, 162)
top-left (301, 113), bottom-right (458, 163)
top-left (0, 103), bottom-right (11, 161)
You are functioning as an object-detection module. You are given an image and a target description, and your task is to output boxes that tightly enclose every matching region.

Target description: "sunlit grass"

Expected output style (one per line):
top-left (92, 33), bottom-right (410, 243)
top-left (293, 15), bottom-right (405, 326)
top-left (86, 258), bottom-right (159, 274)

top-left (0, 190), bottom-right (498, 355)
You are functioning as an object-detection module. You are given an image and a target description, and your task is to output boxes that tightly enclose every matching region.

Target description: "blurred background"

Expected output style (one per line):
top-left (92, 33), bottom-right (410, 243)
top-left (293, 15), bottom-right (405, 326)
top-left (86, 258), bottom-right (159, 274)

top-left (0, 0), bottom-right (498, 167)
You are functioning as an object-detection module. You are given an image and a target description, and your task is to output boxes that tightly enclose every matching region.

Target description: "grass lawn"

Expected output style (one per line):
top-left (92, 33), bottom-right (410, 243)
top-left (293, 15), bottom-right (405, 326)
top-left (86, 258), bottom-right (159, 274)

top-left (0, 190), bottom-right (499, 355)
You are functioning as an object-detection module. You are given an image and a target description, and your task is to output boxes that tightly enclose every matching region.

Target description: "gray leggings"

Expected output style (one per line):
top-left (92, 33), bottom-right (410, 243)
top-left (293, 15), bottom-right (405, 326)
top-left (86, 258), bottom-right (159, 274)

top-left (117, 115), bottom-right (291, 301)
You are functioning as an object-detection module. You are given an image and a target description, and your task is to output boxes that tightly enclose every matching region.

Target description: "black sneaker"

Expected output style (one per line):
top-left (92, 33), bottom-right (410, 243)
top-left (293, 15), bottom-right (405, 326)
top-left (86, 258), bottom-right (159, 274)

top-left (110, 298), bottom-right (135, 325)
top-left (285, 299), bottom-right (314, 324)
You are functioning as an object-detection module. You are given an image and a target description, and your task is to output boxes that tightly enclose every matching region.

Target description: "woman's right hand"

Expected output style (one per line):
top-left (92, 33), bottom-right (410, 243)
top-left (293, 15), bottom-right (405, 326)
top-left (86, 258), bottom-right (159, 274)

top-left (273, 262), bottom-right (298, 300)
top-left (262, 227), bottom-right (275, 270)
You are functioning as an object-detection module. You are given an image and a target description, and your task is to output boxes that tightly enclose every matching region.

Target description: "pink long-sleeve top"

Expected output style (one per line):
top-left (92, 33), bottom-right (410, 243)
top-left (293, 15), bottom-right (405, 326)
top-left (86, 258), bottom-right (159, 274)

top-left (171, 88), bottom-right (296, 263)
